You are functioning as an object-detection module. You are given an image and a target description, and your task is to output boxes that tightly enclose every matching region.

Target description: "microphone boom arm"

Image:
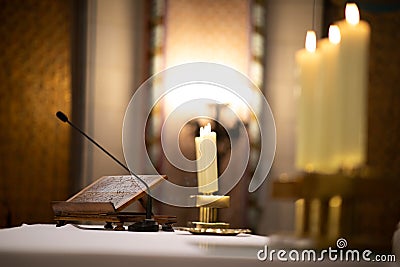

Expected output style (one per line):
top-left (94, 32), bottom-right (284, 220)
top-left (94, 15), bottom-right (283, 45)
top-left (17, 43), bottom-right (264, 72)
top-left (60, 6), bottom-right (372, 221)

top-left (56, 111), bottom-right (152, 220)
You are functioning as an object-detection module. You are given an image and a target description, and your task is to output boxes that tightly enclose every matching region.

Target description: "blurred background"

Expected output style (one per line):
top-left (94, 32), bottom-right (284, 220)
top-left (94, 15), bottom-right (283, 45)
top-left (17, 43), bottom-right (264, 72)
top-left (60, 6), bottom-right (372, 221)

top-left (0, 0), bottom-right (399, 248)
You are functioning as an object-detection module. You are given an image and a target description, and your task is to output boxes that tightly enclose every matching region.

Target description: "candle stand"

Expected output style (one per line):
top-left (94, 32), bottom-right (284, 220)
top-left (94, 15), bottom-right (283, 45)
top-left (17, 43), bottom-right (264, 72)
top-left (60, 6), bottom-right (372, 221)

top-left (178, 194), bottom-right (251, 235)
top-left (191, 194), bottom-right (230, 230)
top-left (271, 169), bottom-right (400, 251)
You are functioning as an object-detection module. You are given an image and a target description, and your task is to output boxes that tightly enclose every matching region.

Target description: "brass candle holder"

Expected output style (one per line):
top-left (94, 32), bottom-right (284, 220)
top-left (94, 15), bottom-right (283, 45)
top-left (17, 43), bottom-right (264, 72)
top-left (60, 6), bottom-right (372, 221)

top-left (271, 168), bottom-right (400, 251)
top-left (179, 194), bottom-right (251, 235)
top-left (191, 194), bottom-right (230, 230)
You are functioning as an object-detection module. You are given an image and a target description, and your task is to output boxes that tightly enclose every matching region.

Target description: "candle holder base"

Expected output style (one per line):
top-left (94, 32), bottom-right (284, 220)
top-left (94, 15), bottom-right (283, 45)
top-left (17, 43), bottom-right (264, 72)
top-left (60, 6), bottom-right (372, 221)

top-left (190, 221), bottom-right (230, 229)
top-left (271, 169), bottom-right (400, 251)
top-left (178, 225), bottom-right (251, 236)
top-left (182, 194), bottom-right (251, 235)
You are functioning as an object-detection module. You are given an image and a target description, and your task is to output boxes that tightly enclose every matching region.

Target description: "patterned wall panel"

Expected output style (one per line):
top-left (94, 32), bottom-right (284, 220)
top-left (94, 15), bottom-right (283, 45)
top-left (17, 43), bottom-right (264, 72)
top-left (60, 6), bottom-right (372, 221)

top-left (0, 0), bottom-right (73, 227)
top-left (363, 9), bottom-right (400, 175)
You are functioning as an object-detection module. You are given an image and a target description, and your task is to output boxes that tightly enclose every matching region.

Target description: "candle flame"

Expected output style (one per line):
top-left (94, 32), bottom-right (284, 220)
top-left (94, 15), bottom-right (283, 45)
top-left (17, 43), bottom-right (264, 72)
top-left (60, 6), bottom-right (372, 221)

top-left (329, 25), bottom-right (341, 44)
top-left (200, 123), bottom-right (212, 137)
top-left (305, 31), bottom-right (316, 53)
top-left (345, 3), bottom-right (360, 25)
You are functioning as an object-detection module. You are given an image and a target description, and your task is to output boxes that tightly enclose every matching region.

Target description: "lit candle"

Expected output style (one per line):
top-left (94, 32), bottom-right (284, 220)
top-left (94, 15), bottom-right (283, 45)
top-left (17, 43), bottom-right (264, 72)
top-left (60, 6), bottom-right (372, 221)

top-left (335, 3), bottom-right (370, 170)
top-left (195, 123), bottom-right (218, 194)
top-left (316, 25), bottom-right (342, 173)
top-left (295, 30), bottom-right (322, 172)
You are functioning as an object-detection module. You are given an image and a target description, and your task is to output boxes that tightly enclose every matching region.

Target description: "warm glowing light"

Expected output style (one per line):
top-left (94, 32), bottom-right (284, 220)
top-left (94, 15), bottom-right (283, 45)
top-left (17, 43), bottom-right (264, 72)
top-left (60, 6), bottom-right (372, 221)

top-left (305, 31), bottom-right (316, 53)
top-left (328, 25), bottom-right (341, 44)
top-left (164, 84), bottom-right (246, 112)
top-left (329, 196), bottom-right (342, 208)
top-left (345, 3), bottom-right (360, 25)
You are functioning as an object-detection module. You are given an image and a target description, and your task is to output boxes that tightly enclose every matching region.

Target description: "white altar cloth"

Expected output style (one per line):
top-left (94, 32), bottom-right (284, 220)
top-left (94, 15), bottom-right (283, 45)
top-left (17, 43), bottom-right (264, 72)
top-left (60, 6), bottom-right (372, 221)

top-left (0, 224), bottom-right (396, 267)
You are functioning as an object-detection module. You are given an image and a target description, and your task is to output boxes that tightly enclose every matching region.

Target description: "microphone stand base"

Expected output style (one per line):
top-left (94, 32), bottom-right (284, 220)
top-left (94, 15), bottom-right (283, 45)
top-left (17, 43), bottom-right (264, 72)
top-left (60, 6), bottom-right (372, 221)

top-left (128, 219), bottom-right (159, 232)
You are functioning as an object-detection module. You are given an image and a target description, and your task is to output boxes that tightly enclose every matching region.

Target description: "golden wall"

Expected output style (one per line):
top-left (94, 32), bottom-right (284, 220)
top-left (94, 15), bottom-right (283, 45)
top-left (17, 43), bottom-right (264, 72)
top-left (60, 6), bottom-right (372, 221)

top-left (0, 0), bottom-right (73, 227)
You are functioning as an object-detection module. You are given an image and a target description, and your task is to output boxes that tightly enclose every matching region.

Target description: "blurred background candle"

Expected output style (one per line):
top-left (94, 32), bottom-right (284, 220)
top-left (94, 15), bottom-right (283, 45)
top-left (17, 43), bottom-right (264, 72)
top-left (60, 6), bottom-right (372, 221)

top-left (316, 25), bottom-right (342, 173)
top-left (335, 3), bottom-right (370, 170)
top-left (195, 123), bottom-right (218, 194)
top-left (295, 30), bottom-right (322, 172)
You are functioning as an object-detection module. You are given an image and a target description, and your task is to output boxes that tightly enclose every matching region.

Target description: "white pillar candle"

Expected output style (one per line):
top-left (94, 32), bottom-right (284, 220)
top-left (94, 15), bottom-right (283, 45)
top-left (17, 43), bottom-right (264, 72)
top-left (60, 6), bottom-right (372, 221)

top-left (316, 25), bottom-right (342, 173)
top-left (335, 3), bottom-right (370, 170)
top-left (295, 30), bottom-right (322, 172)
top-left (195, 123), bottom-right (218, 194)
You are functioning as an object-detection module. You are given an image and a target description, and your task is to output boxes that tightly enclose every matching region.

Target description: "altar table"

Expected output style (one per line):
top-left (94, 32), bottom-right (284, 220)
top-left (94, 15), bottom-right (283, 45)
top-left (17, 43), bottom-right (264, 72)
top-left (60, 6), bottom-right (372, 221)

top-left (0, 224), bottom-right (396, 267)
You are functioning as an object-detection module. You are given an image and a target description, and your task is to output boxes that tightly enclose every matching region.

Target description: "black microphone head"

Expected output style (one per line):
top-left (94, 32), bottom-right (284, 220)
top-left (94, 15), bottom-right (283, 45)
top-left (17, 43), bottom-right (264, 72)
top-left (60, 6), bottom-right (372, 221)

top-left (56, 111), bottom-right (68, 123)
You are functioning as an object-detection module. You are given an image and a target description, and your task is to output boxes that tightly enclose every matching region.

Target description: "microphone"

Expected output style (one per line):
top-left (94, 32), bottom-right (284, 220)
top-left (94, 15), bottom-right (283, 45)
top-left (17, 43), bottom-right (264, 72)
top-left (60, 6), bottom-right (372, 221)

top-left (56, 111), bottom-right (159, 231)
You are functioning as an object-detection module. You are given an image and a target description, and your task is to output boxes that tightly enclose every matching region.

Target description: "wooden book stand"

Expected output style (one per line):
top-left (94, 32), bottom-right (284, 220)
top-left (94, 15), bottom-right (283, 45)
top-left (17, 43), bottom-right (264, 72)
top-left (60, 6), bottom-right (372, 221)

top-left (52, 175), bottom-right (176, 231)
